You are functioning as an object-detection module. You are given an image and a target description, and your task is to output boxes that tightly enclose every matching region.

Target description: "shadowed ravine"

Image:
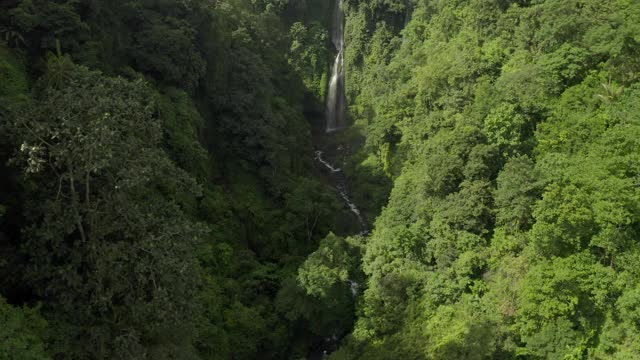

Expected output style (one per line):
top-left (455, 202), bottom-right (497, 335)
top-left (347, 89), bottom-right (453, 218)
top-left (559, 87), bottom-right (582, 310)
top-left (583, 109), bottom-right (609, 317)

top-left (308, 146), bottom-right (367, 359)
top-left (308, 2), bottom-right (367, 359)
top-left (315, 0), bottom-right (368, 236)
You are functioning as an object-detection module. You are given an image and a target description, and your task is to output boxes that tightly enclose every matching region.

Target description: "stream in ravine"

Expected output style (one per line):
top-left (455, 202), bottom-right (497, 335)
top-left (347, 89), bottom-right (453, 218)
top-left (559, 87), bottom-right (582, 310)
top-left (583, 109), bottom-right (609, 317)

top-left (307, 1), bottom-right (368, 358)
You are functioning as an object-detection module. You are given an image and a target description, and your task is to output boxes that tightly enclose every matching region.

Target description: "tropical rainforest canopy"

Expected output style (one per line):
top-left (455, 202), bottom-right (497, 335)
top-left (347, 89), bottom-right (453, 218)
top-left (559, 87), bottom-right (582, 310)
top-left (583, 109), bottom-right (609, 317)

top-left (1, 0), bottom-right (640, 359)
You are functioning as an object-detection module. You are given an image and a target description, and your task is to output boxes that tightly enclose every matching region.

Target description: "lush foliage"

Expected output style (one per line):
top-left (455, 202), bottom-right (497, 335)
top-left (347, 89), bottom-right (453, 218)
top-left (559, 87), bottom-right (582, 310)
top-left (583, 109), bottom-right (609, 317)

top-left (3, 0), bottom-right (640, 358)
top-left (0, 0), bottom-right (344, 358)
top-left (332, 0), bottom-right (640, 358)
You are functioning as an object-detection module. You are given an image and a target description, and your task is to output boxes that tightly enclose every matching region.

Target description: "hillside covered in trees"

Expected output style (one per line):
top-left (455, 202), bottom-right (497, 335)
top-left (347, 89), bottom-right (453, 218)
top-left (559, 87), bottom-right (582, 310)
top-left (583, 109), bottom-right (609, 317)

top-left (2, 0), bottom-right (640, 359)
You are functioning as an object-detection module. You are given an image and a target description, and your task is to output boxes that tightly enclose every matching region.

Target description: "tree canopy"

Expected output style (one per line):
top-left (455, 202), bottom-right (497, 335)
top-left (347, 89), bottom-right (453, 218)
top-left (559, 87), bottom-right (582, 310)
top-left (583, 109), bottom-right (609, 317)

top-left (2, 0), bottom-right (640, 359)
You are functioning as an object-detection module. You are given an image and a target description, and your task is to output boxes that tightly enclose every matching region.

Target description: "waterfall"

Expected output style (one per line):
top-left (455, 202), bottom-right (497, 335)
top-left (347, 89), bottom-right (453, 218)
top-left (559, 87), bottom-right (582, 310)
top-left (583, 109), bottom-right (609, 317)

top-left (404, 0), bottom-right (413, 28)
top-left (317, 0), bottom-right (370, 235)
top-left (308, 7), bottom-right (365, 359)
top-left (325, 0), bottom-right (346, 133)
top-left (348, 280), bottom-right (360, 297)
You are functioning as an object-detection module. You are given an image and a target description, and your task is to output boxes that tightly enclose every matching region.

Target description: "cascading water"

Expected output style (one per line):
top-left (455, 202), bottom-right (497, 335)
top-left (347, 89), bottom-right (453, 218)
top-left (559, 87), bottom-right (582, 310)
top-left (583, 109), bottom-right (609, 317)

top-left (404, 0), bottom-right (413, 28)
top-left (315, 151), bottom-right (368, 233)
top-left (307, 4), bottom-right (366, 359)
top-left (316, 0), bottom-right (369, 235)
top-left (325, 0), bottom-right (346, 133)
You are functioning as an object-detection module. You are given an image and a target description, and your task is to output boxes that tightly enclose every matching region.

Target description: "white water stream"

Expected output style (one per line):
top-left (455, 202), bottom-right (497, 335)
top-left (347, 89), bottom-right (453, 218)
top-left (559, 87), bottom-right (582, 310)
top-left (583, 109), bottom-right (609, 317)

top-left (325, 0), bottom-right (346, 132)
top-left (314, 151), bottom-right (367, 232)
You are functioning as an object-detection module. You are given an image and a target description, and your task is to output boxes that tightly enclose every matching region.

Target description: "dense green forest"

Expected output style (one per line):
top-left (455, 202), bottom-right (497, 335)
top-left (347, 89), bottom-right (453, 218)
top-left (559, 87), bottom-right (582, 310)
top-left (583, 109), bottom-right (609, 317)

top-left (2, 0), bottom-right (640, 359)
